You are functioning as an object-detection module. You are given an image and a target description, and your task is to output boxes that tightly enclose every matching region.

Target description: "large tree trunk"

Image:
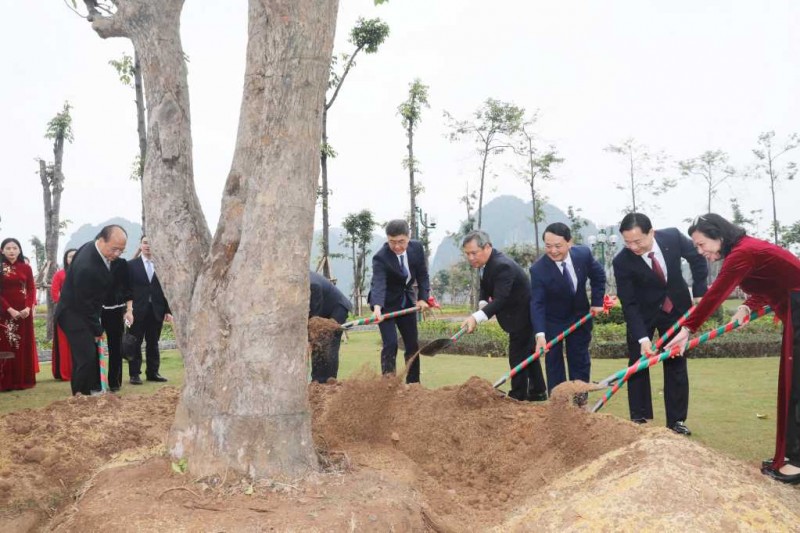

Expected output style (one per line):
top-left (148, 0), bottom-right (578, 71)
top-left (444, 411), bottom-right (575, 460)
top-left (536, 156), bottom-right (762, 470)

top-left (85, 0), bottom-right (337, 478)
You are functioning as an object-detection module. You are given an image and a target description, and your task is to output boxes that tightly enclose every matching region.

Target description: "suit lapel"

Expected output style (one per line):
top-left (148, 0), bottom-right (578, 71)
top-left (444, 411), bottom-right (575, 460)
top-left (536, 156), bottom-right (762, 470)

top-left (569, 249), bottom-right (584, 286)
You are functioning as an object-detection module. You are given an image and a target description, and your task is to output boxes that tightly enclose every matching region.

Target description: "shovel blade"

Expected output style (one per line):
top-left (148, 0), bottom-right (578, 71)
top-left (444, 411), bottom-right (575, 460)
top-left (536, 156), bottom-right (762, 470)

top-left (419, 338), bottom-right (453, 356)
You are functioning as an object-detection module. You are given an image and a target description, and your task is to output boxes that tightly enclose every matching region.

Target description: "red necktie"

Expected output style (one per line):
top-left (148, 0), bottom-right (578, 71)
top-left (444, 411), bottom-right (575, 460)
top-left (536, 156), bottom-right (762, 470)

top-left (648, 252), bottom-right (673, 313)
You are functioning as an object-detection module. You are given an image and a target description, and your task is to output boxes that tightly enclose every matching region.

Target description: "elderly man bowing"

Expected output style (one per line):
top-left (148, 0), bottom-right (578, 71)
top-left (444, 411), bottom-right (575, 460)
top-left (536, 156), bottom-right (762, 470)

top-left (56, 225), bottom-right (131, 396)
top-left (461, 230), bottom-right (547, 401)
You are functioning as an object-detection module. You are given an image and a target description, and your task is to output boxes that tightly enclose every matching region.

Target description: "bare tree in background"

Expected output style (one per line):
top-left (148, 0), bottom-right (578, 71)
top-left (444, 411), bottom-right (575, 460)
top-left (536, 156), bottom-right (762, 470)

top-left (605, 137), bottom-right (674, 213)
top-left (37, 102), bottom-right (73, 342)
top-left (398, 78), bottom-right (430, 238)
top-left (679, 149), bottom-right (736, 213)
top-left (752, 131), bottom-right (799, 245)
top-left (445, 98), bottom-right (524, 229)
top-left (319, 17), bottom-right (389, 278)
top-left (109, 51), bottom-right (148, 232)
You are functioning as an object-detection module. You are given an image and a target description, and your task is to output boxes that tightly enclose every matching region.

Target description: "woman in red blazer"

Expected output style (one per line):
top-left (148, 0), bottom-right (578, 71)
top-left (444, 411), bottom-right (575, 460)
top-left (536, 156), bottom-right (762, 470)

top-left (665, 213), bottom-right (800, 484)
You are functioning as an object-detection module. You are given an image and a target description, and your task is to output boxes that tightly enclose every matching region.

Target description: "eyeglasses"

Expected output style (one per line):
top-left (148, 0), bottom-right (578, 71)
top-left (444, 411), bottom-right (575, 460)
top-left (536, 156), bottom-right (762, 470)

top-left (691, 215), bottom-right (706, 227)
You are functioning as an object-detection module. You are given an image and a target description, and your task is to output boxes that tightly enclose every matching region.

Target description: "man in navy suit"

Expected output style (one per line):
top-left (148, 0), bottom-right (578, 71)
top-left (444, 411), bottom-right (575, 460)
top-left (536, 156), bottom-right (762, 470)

top-left (368, 219), bottom-right (430, 383)
top-left (613, 212), bottom-right (707, 435)
top-left (309, 271), bottom-right (353, 383)
top-left (461, 230), bottom-right (547, 401)
top-left (530, 222), bottom-right (606, 394)
top-left (56, 225), bottom-right (129, 395)
top-left (127, 236), bottom-right (172, 384)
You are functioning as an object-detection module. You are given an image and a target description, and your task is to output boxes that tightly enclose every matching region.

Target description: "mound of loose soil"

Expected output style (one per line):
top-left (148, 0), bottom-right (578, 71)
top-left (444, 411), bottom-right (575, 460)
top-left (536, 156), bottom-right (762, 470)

top-left (0, 388), bottom-right (179, 529)
top-left (307, 317), bottom-right (341, 356)
top-left (2, 374), bottom-right (800, 531)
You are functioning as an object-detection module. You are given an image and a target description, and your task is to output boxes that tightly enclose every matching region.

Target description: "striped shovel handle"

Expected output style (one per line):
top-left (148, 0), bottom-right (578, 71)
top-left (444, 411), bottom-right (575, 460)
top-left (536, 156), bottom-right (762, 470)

top-left (591, 306), bottom-right (771, 413)
top-left (598, 306), bottom-right (695, 387)
top-left (341, 306), bottom-right (418, 329)
top-left (97, 337), bottom-right (109, 393)
top-left (492, 311), bottom-right (594, 389)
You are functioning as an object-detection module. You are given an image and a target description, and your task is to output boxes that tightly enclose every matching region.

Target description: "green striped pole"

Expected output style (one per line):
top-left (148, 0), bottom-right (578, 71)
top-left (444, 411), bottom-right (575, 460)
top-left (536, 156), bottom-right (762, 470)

top-left (590, 306), bottom-right (772, 413)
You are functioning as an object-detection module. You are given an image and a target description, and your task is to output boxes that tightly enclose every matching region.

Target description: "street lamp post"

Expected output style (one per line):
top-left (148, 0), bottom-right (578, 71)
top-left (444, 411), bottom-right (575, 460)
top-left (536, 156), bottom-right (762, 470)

top-left (415, 206), bottom-right (436, 259)
top-left (587, 228), bottom-right (618, 294)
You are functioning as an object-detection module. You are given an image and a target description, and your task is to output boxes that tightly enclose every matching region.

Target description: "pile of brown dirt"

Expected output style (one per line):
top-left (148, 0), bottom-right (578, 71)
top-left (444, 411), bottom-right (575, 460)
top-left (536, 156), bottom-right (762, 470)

top-left (0, 388), bottom-right (178, 530)
top-left (3, 375), bottom-right (800, 531)
top-left (307, 316), bottom-right (341, 356)
top-left (311, 373), bottom-right (644, 529)
top-left (497, 432), bottom-right (800, 531)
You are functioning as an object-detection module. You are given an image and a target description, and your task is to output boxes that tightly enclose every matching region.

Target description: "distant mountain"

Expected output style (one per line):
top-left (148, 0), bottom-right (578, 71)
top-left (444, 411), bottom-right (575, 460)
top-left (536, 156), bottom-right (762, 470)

top-left (64, 217), bottom-right (142, 262)
top-left (431, 195), bottom-right (604, 274)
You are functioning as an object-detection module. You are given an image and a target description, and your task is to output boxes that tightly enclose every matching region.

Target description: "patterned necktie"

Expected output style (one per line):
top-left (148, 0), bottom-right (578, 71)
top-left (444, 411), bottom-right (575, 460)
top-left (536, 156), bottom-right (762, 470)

top-left (145, 259), bottom-right (154, 282)
top-left (561, 261), bottom-right (575, 294)
top-left (648, 251), bottom-right (673, 313)
top-left (399, 255), bottom-right (409, 280)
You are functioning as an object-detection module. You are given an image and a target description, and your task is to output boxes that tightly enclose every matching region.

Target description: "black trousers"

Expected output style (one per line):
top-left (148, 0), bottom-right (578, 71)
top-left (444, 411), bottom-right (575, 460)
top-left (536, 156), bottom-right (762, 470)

top-left (378, 311), bottom-right (420, 384)
top-left (626, 308), bottom-right (688, 426)
top-left (544, 317), bottom-right (593, 394)
top-left (786, 291), bottom-right (800, 464)
top-left (508, 325), bottom-right (547, 401)
top-left (57, 311), bottom-right (100, 396)
top-left (311, 305), bottom-right (349, 383)
top-left (101, 307), bottom-right (125, 390)
top-left (128, 304), bottom-right (164, 379)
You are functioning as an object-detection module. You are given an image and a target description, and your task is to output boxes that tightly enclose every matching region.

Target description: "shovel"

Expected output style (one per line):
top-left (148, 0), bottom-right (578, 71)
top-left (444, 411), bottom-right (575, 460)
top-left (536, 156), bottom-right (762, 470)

top-left (418, 327), bottom-right (467, 356)
top-left (340, 306), bottom-right (418, 330)
top-left (590, 306), bottom-right (771, 413)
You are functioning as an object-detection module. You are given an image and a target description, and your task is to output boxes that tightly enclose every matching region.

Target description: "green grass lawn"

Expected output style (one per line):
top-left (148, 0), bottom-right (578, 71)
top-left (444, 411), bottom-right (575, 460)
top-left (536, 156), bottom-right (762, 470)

top-left (1, 330), bottom-right (780, 465)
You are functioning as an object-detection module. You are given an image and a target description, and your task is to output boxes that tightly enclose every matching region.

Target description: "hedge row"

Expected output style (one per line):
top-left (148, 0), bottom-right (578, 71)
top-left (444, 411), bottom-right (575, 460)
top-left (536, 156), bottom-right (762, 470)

top-left (414, 317), bottom-right (784, 359)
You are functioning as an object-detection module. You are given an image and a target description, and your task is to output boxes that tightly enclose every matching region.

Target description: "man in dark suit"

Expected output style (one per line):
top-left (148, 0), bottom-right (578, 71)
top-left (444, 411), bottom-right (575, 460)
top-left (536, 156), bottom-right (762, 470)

top-left (368, 219), bottom-right (430, 384)
top-left (127, 236), bottom-right (172, 384)
top-left (613, 212), bottom-right (708, 435)
top-left (461, 230), bottom-right (547, 401)
top-left (55, 225), bottom-right (129, 396)
top-left (309, 271), bottom-right (353, 383)
top-left (101, 259), bottom-right (132, 392)
top-left (530, 222), bottom-right (606, 394)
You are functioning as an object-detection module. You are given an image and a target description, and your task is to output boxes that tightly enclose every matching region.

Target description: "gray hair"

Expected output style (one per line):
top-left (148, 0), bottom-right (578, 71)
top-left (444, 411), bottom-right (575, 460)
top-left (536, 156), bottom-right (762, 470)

top-left (461, 230), bottom-right (492, 249)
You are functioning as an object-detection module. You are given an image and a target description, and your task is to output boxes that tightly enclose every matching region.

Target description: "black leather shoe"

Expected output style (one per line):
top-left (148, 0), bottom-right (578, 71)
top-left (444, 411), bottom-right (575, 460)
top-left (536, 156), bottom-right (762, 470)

top-left (130, 376), bottom-right (143, 385)
top-left (631, 418), bottom-right (648, 425)
top-left (670, 421), bottom-right (692, 436)
top-left (528, 392), bottom-right (548, 402)
top-left (147, 374), bottom-right (168, 383)
top-left (761, 465), bottom-right (800, 484)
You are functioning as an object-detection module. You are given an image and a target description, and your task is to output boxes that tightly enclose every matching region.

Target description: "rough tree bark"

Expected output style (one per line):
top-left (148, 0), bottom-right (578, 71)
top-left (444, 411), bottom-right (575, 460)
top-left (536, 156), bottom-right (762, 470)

top-left (83, 0), bottom-right (338, 478)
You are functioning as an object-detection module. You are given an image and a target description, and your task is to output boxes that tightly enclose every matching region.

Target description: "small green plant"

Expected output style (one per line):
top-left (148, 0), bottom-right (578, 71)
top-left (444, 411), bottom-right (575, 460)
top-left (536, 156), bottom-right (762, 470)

top-left (171, 458), bottom-right (188, 474)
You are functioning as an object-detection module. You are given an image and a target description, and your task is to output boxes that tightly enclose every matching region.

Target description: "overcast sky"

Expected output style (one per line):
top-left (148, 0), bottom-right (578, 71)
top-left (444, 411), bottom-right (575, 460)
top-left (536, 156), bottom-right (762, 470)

top-left (1, 1), bottom-right (798, 265)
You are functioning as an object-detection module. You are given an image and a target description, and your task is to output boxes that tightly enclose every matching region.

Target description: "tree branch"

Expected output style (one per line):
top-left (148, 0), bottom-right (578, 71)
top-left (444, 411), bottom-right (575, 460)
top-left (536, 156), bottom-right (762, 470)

top-left (325, 46), bottom-right (363, 110)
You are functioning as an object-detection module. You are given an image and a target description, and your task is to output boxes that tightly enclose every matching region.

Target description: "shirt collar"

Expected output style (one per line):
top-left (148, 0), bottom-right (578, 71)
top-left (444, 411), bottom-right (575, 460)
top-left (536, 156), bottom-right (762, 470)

top-left (94, 242), bottom-right (111, 269)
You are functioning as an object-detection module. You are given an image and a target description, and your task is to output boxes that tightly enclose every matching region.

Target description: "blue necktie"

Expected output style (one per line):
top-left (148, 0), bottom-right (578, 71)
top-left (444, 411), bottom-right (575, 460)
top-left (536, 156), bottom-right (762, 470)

top-left (400, 255), bottom-right (409, 279)
top-left (562, 261), bottom-right (575, 294)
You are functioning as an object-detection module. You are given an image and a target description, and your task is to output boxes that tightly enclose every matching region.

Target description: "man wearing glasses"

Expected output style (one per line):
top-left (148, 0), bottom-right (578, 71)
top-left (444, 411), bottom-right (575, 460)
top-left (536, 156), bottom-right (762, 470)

top-left (56, 225), bottom-right (129, 395)
top-left (368, 219), bottom-right (430, 383)
top-left (612, 213), bottom-right (707, 435)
